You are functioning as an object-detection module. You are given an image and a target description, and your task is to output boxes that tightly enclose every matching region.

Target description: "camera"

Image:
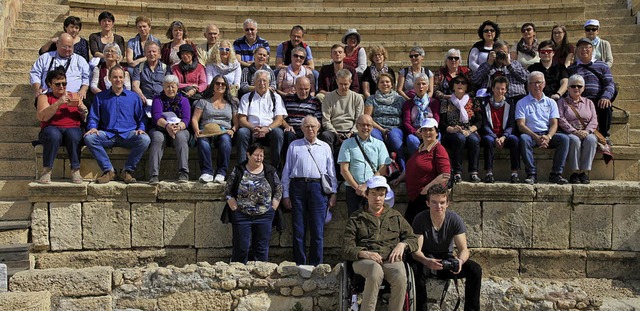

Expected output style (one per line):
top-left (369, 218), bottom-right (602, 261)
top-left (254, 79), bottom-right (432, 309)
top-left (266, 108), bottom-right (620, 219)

top-left (441, 258), bottom-right (460, 272)
top-left (496, 51), bottom-right (507, 61)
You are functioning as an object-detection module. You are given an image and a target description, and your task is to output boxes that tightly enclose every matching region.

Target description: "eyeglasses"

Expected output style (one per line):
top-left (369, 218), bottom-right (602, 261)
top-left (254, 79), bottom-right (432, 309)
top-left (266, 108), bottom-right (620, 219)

top-left (219, 47), bottom-right (230, 52)
top-left (529, 81), bottom-right (544, 86)
top-left (453, 80), bottom-right (467, 85)
top-left (569, 85), bottom-right (583, 89)
top-left (292, 54), bottom-right (305, 60)
top-left (214, 82), bottom-right (226, 87)
top-left (53, 82), bottom-right (67, 87)
top-left (539, 49), bottom-right (554, 55)
top-left (244, 28), bottom-right (256, 32)
top-left (577, 45), bottom-right (593, 50)
top-left (409, 54), bottom-right (421, 59)
top-left (104, 50), bottom-right (117, 55)
top-left (447, 56), bottom-right (460, 61)
top-left (585, 27), bottom-right (599, 32)
top-left (483, 29), bottom-right (495, 33)
top-left (357, 123), bottom-right (373, 128)
top-left (521, 28), bottom-right (534, 33)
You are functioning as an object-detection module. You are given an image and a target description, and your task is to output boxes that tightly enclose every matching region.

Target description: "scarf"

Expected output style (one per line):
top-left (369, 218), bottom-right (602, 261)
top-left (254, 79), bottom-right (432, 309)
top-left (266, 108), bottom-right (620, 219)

top-left (213, 59), bottom-right (240, 76)
top-left (160, 92), bottom-right (184, 119)
top-left (413, 94), bottom-right (432, 126)
top-left (517, 38), bottom-right (539, 58)
top-left (178, 61), bottom-right (198, 75)
top-left (286, 65), bottom-right (308, 84)
top-left (490, 96), bottom-right (506, 109)
top-left (369, 64), bottom-right (388, 84)
top-left (451, 94), bottom-right (470, 124)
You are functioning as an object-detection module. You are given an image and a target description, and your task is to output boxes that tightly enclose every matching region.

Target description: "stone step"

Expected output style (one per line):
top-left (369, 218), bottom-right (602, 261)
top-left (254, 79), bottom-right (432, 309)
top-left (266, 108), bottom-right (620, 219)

top-left (0, 84), bottom-right (31, 98)
top-left (0, 126), bottom-right (39, 142)
top-left (0, 160), bottom-right (36, 178)
top-left (0, 180), bottom-right (29, 200)
top-left (0, 143), bottom-right (36, 160)
top-left (0, 111), bottom-right (38, 126)
top-left (0, 221), bottom-right (29, 244)
top-left (0, 243), bottom-right (32, 277)
top-left (630, 129), bottom-right (640, 145)
top-left (0, 220), bottom-right (30, 231)
top-left (0, 96), bottom-right (34, 112)
top-left (18, 11), bottom-right (69, 24)
top-left (0, 200), bottom-right (32, 221)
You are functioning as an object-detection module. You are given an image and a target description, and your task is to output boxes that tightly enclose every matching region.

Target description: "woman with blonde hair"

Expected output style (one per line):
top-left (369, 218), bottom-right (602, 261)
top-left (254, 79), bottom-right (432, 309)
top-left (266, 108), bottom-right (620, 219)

top-left (206, 39), bottom-right (242, 97)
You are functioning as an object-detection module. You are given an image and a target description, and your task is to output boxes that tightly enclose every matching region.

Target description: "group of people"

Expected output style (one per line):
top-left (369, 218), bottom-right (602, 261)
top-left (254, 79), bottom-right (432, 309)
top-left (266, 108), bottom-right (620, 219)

top-left (29, 13), bottom-right (620, 310)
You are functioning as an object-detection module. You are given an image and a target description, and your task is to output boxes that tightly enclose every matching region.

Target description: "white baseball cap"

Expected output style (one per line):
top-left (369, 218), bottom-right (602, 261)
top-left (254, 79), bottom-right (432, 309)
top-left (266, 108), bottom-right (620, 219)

top-left (419, 118), bottom-right (438, 130)
top-left (366, 176), bottom-right (395, 207)
top-left (584, 19), bottom-right (600, 28)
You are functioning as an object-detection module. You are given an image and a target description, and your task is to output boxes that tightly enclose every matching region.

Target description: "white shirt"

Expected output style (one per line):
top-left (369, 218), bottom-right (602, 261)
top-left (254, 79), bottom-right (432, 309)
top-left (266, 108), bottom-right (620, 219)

top-left (238, 90), bottom-right (287, 127)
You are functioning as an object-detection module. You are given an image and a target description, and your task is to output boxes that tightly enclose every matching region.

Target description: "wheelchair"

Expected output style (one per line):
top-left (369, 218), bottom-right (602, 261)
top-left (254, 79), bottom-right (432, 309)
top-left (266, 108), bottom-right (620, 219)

top-left (338, 260), bottom-right (416, 311)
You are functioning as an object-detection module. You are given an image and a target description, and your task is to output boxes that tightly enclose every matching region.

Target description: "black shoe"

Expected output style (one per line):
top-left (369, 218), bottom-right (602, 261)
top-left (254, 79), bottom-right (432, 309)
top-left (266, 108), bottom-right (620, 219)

top-left (148, 175), bottom-right (159, 185)
top-left (524, 174), bottom-right (536, 184)
top-left (453, 174), bottom-right (462, 184)
top-left (579, 172), bottom-right (590, 184)
top-left (549, 173), bottom-right (568, 185)
top-left (484, 174), bottom-right (495, 183)
top-left (470, 174), bottom-right (481, 183)
top-left (569, 173), bottom-right (580, 184)
top-left (510, 174), bottom-right (520, 184)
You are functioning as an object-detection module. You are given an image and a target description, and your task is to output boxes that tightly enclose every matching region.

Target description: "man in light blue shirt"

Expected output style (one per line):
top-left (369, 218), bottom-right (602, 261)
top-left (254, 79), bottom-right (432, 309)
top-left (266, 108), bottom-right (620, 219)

top-left (30, 33), bottom-right (90, 99)
top-left (338, 114), bottom-right (390, 215)
top-left (516, 71), bottom-right (569, 185)
top-left (84, 66), bottom-right (150, 184)
top-left (281, 116), bottom-right (336, 265)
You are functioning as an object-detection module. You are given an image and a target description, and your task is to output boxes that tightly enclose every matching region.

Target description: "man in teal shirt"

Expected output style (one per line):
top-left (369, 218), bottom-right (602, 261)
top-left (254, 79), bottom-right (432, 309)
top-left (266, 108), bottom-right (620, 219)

top-left (338, 115), bottom-right (390, 215)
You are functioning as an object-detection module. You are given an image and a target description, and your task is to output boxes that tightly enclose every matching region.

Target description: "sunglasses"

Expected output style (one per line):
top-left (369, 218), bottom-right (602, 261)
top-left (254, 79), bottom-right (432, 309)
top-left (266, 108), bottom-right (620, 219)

top-left (447, 56), bottom-right (460, 61)
top-left (409, 54), bottom-right (421, 59)
top-left (244, 28), bottom-right (256, 32)
top-left (214, 82), bottom-right (226, 87)
top-left (53, 82), bottom-right (67, 87)
top-left (569, 85), bottom-right (583, 89)
top-left (483, 29), bottom-right (495, 33)
top-left (292, 54), bottom-right (305, 60)
top-left (521, 28), bottom-right (534, 33)
top-left (453, 80), bottom-right (467, 85)
top-left (219, 47), bottom-right (230, 52)
top-left (539, 49), bottom-right (554, 55)
top-left (585, 27), bottom-right (598, 32)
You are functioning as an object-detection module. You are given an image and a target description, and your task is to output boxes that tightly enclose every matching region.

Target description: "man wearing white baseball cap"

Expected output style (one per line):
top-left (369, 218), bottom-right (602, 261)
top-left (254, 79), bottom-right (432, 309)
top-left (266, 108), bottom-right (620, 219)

top-left (342, 175), bottom-right (417, 311)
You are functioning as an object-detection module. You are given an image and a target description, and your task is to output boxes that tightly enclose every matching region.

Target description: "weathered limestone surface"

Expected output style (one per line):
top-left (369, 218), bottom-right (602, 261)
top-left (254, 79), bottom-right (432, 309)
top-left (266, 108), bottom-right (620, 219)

top-left (195, 201), bottom-right (231, 248)
top-left (0, 291), bottom-right (51, 311)
top-left (30, 203), bottom-right (49, 250)
top-left (28, 182), bottom-right (86, 202)
top-left (451, 201), bottom-right (482, 247)
top-left (49, 202), bottom-right (82, 251)
top-left (87, 183), bottom-right (127, 201)
top-left (520, 250), bottom-right (586, 278)
top-left (452, 183), bottom-right (535, 202)
top-left (83, 202), bottom-right (131, 249)
top-left (532, 202), bottom-right (570, 249)
top-left (587, 251), bottom-right (640, 279)
top-left (126, 183), bottom-right (157, 202)
top-left (164, 202), bottom-right (195, 246)
top-left (33, 249), bottom-right (196, 270)
top-left (571, 204), bottom-right (612, 249)
top-left (482, 202), bottom-right (532, 248)
top-left (534, 184), bottom-right (572, 202)
top-left (235, 292), bottom-right (270, 311)
top-left (157, 182), bottom-right (225, 201)
top-left (0, 228), bottom-right (27, 244)
top-left (131, 203), bottom-right (163, 247)
top-left (9, 266), bottom-right (112, 296)
top-left (156, 290), bottom-right (233, 311)
top-left (612, 204), bottom-right (640, 251)
top-left (471, 248), bottom-right (519, 278)
top-left (573, 182), bottom-right (640, 204)
top-left (58, 296), bottom-right (112, 311)
top-left (0, 200), bottom-right (31, 220)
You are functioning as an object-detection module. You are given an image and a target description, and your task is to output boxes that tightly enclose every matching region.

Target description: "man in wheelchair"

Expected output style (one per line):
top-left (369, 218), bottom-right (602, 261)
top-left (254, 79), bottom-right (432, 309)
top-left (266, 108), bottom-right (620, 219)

top-left (411, 184), bottom-right (482, 311)
top-left (342, 176), bottom-right (418, 311)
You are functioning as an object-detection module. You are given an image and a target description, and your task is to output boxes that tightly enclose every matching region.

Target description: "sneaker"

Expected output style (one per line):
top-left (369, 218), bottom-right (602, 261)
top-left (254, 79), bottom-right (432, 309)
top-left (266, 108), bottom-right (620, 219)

top-left (579, 172), bottom-right (590, 184)
top-left (549, 173), bottom-right (568, 185)
top-left (214, 174), bottom-right (226, 183)
top-left (71, 169), bottom-right (83, 184)
top-left (470, 174), bottom-right (481, 183)
top-left (199, 173), bottom-right (214, 183)
top-left (96, 169), bottom-right (116, 184)
top-left (453, 174), bottom-right (462, 184)
top-left (39, 167), bottom-right (52, 184)
top-left (569, 173), bottom-right (580, 184)
top-left (178, 172), bottom-right (189, 183)
top-left (524, 174), bottom-right (537, 185)
top-left (148, 175), bottom-right (160, 185)
top-left (510, 174), bottom-right (520, 184)
top-left (484, 173), bottom-right (495, 183)
top-left (119, 170), bottom-right (137, 184)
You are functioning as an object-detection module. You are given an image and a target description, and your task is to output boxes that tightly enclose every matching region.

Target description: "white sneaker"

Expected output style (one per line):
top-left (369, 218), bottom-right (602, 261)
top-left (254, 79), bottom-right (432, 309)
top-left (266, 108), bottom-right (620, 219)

top-left (199, 173), bottom-right (214, 183)
top-left (214, 174), bottom-right (226, 183)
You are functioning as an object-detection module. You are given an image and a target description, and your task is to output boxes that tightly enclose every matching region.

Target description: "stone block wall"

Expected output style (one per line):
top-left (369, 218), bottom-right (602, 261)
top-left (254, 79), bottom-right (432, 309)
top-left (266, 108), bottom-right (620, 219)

top-left (28, 181), bottom-right (640, 280)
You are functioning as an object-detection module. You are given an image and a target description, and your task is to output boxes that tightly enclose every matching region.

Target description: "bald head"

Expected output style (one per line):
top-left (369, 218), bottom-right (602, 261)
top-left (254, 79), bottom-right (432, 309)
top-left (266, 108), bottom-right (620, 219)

top-left (294, 76), bottom-right (311, 99)
top-left (356, 114), bottom-right (374, 140)
top-left (204, 24), bottom-right (220, 45)
top-left (57, 33), bottom-right (74, 57)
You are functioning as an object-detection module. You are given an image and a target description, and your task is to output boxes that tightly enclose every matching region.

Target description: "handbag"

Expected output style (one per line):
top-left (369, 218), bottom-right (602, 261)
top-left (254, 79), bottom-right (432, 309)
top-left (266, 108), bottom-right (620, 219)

top-left (307, 146), bottom-right (334, 195)
top-left (567, 102), bottom-right (613, 164)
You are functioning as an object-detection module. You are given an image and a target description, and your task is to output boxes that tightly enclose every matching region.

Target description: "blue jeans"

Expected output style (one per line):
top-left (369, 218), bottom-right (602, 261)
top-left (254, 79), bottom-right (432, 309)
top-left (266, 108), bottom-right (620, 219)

top-left (519, 132), bottom-right (569, 176)
top-left (197, 133), bottom-right (232, 176)
top-left (480, 134), bottom-right (520, 171)
top-left (441, 132), bottom-right (480, 174)
top-left (39, 126), bottom-right (83, 170)
top-left (406, 133), bottom-right (421, 158)
top-left (83, 130), bottom-right (151, 172)
top-left (236, 127), bottom-right (284, 169)
top-left (371, 127), bottom-right (405, 170)
top-left (231, 208), bottom-right (275, 263)
top-left (290, 180), bottom-right (328, 265)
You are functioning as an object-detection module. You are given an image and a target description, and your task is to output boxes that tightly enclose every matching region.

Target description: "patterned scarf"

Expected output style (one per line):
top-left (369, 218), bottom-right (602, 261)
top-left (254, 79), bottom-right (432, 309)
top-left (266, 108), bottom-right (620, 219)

top-left (369, 64), bottom-right (388, 84)
top-left (160, 92), bottom-right (184, 119)
top-left (517, 38), bottom-right (539, 58)
top-left (213, 58), bottom-right (240, 76)
top-left (414, 94), bottom-right (432, 126)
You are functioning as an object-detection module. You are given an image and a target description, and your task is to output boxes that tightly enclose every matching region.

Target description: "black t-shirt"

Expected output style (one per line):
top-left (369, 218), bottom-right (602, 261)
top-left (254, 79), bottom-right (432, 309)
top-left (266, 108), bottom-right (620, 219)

top-left (528, 62), bottom-right (568, 97)
top-left (412, 210), bottom-right (466, 259)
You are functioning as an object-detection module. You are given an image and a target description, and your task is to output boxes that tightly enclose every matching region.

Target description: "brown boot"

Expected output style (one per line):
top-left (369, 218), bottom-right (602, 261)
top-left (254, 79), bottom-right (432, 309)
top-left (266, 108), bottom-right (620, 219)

top-left (120, 170), bottom-right (137, 184)
top-left (96, 170), bottom-right (116, 184)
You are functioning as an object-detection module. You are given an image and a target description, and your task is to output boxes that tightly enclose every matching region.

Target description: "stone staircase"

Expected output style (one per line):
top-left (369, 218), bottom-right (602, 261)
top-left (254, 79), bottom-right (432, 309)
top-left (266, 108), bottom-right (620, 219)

top-left (0, 0), bottom-right (638, 276)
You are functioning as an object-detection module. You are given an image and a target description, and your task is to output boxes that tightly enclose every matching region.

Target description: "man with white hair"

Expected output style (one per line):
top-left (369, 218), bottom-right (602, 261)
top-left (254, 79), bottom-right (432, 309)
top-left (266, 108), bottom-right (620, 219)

top-left (237, 69), bottom-right (287, 169)
top-left (30, 33), bottom-right (90, 99)
top-left (197, 24), bottom-right (221, 66)
top-left (516, 71), bottom-right (569, 185)
top-left (233, 18), bottom-right (270, 68)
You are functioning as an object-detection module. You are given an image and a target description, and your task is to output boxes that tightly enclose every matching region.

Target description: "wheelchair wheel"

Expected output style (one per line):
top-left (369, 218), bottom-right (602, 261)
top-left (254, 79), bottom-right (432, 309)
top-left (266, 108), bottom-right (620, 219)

top-left (404, 261), bottom-right (417, 311)
top-left (338, 262), bottom-right (351, 311)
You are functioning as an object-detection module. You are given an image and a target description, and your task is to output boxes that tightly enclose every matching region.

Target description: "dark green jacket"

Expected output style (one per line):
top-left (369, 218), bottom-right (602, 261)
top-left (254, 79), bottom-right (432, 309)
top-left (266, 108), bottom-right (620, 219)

top-left (342, 205), bottom-right (418, 262)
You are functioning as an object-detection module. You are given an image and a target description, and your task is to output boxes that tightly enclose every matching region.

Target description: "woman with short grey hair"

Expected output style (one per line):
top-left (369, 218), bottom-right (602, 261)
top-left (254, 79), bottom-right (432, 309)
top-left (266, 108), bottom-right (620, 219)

top-left (434, 48), bottom-right (471, 101)
top-left (90, 43), bottom-right (131, 93)
top-left (397, 46), bottom-right (434, 100)
top-left (557, 74), bottom-right (598, 184)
